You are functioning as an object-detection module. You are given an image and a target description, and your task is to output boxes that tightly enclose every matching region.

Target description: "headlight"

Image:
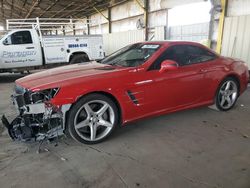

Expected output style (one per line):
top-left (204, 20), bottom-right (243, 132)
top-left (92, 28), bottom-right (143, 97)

top-left (14, 84), bottom-right (27, 95)
top-left (30, 88), bottom-right (60, 103)
top-left (38, 88), bottom-right (60, 100)
top-left (13, 85), bottom-right (60, 106)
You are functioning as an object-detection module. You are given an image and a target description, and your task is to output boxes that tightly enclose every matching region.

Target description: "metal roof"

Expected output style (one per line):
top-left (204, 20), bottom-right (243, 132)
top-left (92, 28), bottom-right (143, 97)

top-left (0, 0), bottom-right (127, 22)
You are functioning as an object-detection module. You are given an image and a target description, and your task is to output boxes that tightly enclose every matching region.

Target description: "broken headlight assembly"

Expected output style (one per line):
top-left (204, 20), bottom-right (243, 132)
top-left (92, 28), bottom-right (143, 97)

top-left (1, 85), bottom-right (64, 143)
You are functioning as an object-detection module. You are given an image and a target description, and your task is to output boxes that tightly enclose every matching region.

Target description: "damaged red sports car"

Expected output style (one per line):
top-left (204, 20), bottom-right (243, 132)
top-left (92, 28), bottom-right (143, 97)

top-left (2, 41), bottom-right (249, 144)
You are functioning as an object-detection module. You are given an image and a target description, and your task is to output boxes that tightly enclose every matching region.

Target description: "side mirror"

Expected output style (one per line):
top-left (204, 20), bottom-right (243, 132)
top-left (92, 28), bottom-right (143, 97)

top-left (159, 60), bottom-right (178, 73)
top-left (3, 38), bottom-right (10, 45)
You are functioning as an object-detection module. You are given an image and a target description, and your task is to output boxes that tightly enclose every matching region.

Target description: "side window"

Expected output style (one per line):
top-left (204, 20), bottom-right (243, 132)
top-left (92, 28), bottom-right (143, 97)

top-left (10, 31), bottom-right (33, 45)
top-left (186, 45), bottom-right (216, 64)
top-left (149, 45), bottom-right (217, 70)
top-left (149, 45), bottom-right (189, 70)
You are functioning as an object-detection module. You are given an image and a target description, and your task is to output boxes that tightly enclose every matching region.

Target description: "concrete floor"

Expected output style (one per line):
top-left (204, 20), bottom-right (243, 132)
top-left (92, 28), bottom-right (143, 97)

top-left (0, 73), bottom-right (249, 188)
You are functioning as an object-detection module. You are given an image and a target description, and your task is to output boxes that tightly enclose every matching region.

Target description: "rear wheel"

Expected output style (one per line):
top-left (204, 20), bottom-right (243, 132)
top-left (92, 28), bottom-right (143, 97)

top-left (70, 54), bottom-right (89, 64)
top-left (215, 77), bottom-right (239, 111)
top-left (67, 94), bottom-right (119, 144)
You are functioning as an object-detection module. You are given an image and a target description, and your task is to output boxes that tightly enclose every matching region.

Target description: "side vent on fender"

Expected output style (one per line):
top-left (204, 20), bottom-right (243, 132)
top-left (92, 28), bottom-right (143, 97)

top-left (127, 90), bottom-right (138, 105)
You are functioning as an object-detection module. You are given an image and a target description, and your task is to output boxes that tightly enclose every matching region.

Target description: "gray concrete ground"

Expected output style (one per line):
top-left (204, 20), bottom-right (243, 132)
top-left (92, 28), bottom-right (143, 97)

top-left (0, 73), bottom-right (249, 188)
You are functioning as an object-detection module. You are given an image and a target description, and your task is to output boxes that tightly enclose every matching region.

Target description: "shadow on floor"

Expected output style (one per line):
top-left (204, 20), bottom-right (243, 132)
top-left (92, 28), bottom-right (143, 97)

top-left (0, 73), bottom-right (28, 83)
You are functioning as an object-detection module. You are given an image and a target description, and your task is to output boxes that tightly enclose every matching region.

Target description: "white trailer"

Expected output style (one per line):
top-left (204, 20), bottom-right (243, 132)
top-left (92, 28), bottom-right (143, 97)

top-left (0, 18), bottom-right (104, 73)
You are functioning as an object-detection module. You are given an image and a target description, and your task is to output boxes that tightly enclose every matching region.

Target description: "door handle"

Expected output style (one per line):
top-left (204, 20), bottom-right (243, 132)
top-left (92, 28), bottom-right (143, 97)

top-left (26, 47), bottom-right (34, 49)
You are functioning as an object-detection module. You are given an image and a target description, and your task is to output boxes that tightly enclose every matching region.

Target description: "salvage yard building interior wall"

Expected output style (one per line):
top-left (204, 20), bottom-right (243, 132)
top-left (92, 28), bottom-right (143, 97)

top-left (167, 22), bottom-right (210, 42)
top-left (221, 15), bottom-right (250, 68)
top-left (221, 0), bottom-right (250, 67)
top-left (89, 0), bottom-right (205, 54)
top-left (103, 30), bottom-right (144, 55)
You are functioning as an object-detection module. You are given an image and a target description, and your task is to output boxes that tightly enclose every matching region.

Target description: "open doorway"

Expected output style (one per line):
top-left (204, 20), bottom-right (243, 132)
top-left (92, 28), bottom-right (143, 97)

top-left (167, 1), bottom-right (212, 45)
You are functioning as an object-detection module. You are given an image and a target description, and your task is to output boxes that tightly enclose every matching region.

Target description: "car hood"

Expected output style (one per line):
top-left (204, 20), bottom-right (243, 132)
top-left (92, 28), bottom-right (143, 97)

top-left (16, 61), bottom-right (122, 91)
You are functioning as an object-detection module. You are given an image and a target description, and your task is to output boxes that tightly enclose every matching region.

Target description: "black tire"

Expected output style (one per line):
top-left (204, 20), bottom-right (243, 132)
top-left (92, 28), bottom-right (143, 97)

top-left (67, 93), bottom-right (119, 144)
top-left (69, 54), bottom-right (89, 64)
top-left (215, 77), bottom-right (239, 111)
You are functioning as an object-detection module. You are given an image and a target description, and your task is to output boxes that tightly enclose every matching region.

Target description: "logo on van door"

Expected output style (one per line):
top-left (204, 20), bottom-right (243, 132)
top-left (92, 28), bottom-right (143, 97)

top-left (2, 51), bottom-right (37, 58)
top-left (68, 43), bottom-right (87, 48)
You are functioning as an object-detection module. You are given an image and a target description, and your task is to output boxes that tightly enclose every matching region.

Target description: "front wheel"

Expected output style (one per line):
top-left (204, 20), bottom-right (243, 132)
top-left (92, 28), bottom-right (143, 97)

top-left (215, 77), bottom-right (239, 111)
top-left (67, 94), bottom-right (119, 144)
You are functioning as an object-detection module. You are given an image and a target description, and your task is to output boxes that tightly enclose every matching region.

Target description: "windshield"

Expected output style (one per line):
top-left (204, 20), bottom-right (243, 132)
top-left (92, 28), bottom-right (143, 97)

top-left (101, 43), bottom-right (161, 67)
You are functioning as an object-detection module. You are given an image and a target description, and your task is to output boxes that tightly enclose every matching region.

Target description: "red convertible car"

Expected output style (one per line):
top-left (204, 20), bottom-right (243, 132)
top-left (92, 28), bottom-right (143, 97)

top-left (2, 41), bottom-right (249, 144)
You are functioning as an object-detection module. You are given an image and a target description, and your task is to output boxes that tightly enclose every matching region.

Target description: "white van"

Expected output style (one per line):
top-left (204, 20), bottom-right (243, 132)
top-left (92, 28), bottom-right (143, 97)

top-left (0, 18), bottom-right (104, 72)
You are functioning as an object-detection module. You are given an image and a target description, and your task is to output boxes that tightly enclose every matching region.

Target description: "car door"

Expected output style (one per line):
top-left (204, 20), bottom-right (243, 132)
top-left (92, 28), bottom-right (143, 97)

top-left (1, 30), bottom-right (42, 68)
top-left (142, 44), bottom-right (216, 112)
top-left (183, 45), bottom-right (219, 102)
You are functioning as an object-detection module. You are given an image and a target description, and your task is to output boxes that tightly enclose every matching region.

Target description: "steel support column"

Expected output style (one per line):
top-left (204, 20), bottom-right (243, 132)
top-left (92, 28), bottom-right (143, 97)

top-left (108, 7), bottom-right (112, 33)
top-left (87, 16), bottom-right (90, 35)
top-left (216, 0), bottom-right (227, 53)
top-left (144, 0), bottom-right (149, 41)
top-left (93, 6), bottom-right (111, 33)
top-left (135, 0), bottom-right (149, 41)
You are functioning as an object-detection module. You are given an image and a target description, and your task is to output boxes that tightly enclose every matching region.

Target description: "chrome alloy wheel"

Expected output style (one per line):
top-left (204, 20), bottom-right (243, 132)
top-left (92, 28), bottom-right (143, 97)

top-left (73, 100), bottom-right (115, 141)
top-left (218, 80), bottom-right (238, 110)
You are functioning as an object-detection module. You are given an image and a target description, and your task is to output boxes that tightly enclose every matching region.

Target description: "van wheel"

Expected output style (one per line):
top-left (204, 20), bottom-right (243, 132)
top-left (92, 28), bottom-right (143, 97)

top-left (67, 94), bottom-right (119, 144)
top-left (70, 54), bottom-right (89, 64)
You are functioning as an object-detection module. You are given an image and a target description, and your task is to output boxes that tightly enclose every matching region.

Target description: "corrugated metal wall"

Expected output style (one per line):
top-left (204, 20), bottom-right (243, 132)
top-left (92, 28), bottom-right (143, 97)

top-left (103, 30), bottom-right (144, 55)
top-left (221, 15), bottom-right (250, 68)
top-left (153, 26), bottom-right (165, 41)
top-left (227, 0), bottom-right (250, 16)
top-left (103, 26), bottom-right (166, 55)
top-left (89, 0), bottom-right (203, 34)
top-left (167, 22), bottom-right (209, 41)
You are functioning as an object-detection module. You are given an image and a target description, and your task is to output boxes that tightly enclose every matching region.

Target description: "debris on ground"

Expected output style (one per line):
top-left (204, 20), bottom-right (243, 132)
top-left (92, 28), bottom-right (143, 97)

top-left (214, 124), bottom-right (220, 127)
top-left (240, 104), bottom-right (244, 107)
top-left (21, 147), bottom-right (29, 153)
top-left (44, 148), bottom-right (49, 152)
top-left (36, 147), bottom-right (50, 154)
top-left (60, 157), bottom-right (67, 161)
top-left (241, 134), bottom-right (249, 138)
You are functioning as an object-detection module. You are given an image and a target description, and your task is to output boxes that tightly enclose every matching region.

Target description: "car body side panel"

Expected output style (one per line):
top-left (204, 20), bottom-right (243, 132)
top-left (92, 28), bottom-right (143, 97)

top-left (48, 67), bottom-right (149, 124)
top-left (229, 60), bottom-right (249, 94)
top-left (15, 41), bottom-right (249, 126)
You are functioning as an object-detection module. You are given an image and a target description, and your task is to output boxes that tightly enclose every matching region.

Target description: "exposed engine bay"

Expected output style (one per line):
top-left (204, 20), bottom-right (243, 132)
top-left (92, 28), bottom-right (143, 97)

top-left (1, 85), bottom-right (66, 143)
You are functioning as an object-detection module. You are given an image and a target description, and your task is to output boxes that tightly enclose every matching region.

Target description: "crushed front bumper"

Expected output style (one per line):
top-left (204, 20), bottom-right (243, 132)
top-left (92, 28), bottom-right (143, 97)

top-left (2, 85), bottom-right (71, 142)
